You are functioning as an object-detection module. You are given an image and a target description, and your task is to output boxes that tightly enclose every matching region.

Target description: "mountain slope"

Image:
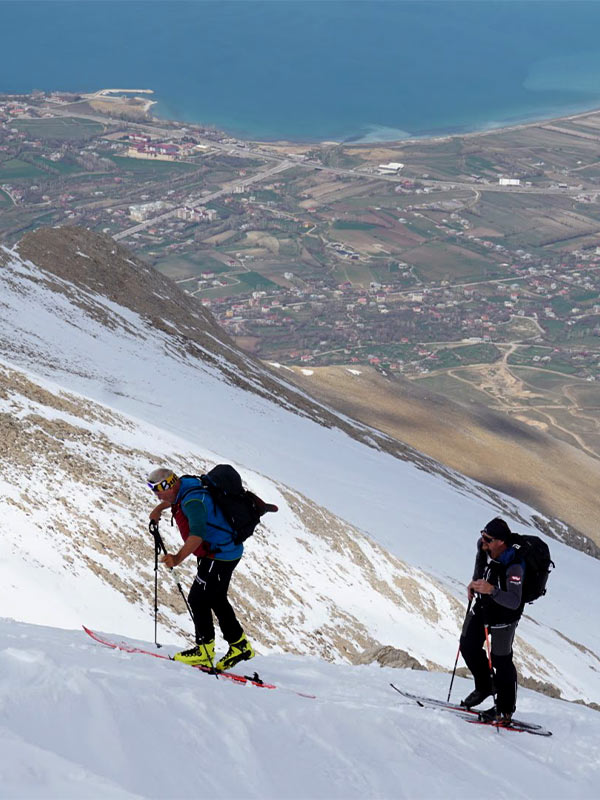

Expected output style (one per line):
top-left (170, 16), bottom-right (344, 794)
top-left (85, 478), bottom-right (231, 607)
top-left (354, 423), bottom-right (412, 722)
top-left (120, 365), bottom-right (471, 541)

top-left (283, 363), bottom-right (600, 552)
top-left (0, 226), bottom-right (599, 705)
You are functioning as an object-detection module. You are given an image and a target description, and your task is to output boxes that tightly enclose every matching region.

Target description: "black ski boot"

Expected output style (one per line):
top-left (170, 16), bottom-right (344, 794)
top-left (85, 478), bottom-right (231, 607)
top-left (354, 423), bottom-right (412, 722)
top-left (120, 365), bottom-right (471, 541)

top-left (461, 688), bottom-right (493, 709)
top-left (478, 705), bottom-right (498, 721)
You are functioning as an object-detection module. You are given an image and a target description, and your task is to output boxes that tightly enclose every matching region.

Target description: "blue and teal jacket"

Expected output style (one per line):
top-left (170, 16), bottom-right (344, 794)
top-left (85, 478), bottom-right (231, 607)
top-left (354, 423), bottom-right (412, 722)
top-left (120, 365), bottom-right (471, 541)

top-left (171, 476), bottom-right (243, 561)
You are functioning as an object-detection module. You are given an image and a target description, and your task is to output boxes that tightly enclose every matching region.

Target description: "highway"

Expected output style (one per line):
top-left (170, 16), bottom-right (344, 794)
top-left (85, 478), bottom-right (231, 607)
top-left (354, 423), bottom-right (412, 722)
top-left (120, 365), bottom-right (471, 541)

top-left (113, 160), bottom-right (293, 241)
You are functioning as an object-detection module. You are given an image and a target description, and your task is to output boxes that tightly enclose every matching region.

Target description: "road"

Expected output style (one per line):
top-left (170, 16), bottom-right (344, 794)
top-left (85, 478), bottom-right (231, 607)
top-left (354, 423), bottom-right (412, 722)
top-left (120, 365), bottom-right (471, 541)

top-left (113, 160), bottom-right (293, 241)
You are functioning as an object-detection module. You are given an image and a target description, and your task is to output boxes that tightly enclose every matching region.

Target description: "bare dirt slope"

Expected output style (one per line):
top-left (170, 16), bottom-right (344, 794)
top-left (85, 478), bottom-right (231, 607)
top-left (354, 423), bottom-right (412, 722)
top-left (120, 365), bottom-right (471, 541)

top-left (285, 365), bottom-right (600, 549)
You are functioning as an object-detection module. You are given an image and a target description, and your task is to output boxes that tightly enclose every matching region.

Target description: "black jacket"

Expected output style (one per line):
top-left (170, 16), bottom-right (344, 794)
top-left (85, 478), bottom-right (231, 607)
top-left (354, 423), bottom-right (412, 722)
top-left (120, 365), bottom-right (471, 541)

top-left (473, 538), bottom-right (525, 625)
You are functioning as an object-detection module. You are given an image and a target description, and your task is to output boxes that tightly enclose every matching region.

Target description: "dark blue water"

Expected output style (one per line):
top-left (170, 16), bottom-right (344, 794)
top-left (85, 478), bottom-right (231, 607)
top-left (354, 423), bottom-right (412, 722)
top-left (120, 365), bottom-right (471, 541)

top-left (3, 1), bottom-right (600, 142)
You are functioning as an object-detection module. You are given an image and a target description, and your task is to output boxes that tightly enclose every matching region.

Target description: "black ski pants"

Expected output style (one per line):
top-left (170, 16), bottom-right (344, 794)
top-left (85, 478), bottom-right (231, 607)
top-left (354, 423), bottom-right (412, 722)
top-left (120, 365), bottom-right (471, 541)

top-left (460, 609), bottom-right (519, 714)
top-left (188, 557), bottom-right (243, 645)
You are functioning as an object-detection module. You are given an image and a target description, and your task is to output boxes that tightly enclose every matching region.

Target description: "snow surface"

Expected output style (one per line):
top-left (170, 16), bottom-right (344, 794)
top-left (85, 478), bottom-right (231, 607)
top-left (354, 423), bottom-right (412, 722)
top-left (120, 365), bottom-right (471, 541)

top-left (0, 619), bottom-right (598, 800)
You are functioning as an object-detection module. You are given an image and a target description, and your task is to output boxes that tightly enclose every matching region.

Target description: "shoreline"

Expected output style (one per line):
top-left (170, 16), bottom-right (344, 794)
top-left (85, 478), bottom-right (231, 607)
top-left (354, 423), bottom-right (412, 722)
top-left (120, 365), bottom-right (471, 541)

top-left (7, 88), bottom-right (600, 152)
top-left (235, 102), bottom-right (600, 151)
top-left (85, 88), bottom-right (157, 115)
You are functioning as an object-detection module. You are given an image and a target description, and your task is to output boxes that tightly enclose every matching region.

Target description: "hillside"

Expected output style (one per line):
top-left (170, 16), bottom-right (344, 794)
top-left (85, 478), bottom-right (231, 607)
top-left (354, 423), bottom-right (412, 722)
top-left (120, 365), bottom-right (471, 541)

top-left (0, 226), bottom-right (598, 710)
top-left (283, 364), bottom-right (600, 551)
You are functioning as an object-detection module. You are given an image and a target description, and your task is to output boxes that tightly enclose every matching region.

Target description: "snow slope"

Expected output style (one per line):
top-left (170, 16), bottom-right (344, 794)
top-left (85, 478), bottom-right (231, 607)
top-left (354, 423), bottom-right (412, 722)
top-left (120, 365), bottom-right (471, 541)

top-left (1, 619), bottom-right (598, 800)
top-left (0, 230), bottom-right (599, 707)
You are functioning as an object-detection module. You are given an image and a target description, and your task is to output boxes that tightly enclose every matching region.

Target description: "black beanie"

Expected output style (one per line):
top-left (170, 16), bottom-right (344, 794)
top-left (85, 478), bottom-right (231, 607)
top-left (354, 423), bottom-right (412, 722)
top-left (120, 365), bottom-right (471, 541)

top-left (483, 517), bottom-right (512, 542)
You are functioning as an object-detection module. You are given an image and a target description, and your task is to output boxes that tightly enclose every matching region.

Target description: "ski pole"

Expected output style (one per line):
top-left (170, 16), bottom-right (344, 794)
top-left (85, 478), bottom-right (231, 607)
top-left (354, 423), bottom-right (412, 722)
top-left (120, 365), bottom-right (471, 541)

top-left (447, 598), bottom-right (472, 702)
top-left (152, 527), bottom-right (161, 647)
top-left (149, 520), bottom-right (195, 629)
top-left (483, 622), bottom-right (500, 733)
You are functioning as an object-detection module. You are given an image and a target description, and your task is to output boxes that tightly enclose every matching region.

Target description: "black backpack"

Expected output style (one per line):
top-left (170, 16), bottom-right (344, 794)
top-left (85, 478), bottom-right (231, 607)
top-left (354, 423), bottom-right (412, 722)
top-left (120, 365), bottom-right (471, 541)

top-left (511, 533), bottom-right (555, 603)
top-left (182, 465), bottom-right (278, 545)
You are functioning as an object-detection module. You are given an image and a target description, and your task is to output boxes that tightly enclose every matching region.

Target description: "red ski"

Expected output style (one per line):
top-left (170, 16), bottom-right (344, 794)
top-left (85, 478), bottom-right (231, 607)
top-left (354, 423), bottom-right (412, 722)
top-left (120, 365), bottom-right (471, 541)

top-left (83, 626), bottom-right (315, 698)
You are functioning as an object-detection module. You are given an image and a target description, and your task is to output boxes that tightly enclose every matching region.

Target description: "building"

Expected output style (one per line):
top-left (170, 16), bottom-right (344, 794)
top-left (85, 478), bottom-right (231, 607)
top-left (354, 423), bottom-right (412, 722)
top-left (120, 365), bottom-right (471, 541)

top-left (176, 206), bottom-right (217, 223)
top-left (377, 162), bottom-right (404, 175)
top-left (127, 142), bottom-right (180, 161)
top-left (499, 178), bottom-right (521, 186)
top-left (129, 133), bottom-right (151, 144)
top-left (128, 201), bottom-right (170, 222)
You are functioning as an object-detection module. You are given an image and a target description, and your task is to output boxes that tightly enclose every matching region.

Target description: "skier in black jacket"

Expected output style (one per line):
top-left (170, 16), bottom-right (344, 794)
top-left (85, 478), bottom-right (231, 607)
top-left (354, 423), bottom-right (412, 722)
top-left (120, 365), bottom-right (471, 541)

top-left (460, 517), bottom-right (525, 722)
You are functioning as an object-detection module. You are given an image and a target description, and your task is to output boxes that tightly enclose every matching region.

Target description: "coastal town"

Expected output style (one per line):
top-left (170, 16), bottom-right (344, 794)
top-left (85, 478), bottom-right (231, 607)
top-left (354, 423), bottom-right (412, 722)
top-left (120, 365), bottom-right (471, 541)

top-left (2, 88), bottom-right (600, 388)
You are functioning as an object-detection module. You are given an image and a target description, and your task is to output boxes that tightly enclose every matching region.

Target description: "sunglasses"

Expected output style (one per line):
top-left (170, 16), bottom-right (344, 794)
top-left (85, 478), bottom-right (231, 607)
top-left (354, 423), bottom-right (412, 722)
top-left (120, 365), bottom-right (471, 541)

top-left (147, 474), bottom-right (177, 493)
top-left (480, 532), bottom-right (496, 543)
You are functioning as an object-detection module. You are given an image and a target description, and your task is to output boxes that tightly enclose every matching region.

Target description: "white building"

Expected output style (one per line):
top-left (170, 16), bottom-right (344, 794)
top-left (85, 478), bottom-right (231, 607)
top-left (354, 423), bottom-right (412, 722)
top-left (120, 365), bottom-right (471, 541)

top-left (499, 178), bottom-right (521, 186)
top-left (128, 201), bottom-right (170, 222)
top-left (176, 206), bottom-right (217, 223)
top-left (377, 162), bottom-right (404, 175)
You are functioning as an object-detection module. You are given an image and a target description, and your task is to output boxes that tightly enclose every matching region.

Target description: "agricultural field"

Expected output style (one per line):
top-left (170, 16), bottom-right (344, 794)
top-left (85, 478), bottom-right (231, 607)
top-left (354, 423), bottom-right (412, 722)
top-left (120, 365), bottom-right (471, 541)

top-left (431, 343), bottom-right (502, 368)
top-left (12, 117), bottom-right (105, 140)
top-left (0, 158), bottom-right (47, 180)
top-left (407, 241), bottom-right (502, 282)
top-left (567, 383), bottom-right (600, 408)
top-left (509, 347), bottom-right (581, 374)
top-left (496, 316), bottom-right (543, 340)
top-left (31, 156), bottom-right (82, 175)
top-left (236, 270), bottom-right (277, 290)
top-left (152, 253), bottom-right (229, 280)
top-left (109, 156), bottom-right (199, 176)
top-left (332, 220), bottom-right (380, 231)
top-left (510, 367), bottom-right (572, 394)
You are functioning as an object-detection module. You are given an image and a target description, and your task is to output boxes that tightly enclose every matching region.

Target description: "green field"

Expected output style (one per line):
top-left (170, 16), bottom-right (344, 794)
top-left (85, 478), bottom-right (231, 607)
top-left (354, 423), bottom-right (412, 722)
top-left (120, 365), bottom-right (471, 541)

top-left (333, 220), bottom-right (379, 231)
top-left (332, 261), bottom-right (378, 286)
top-left (13, 117), bottom-right (104, 140)
top-left (252, 189), bottom-right (281, 202)
top-left (433, 343), bottom-right (502, 368)
top-left (566, 383), bottom-right (600, 408)
top-left (0, 158), bottom-right (46, 180)
top-left (31, 155), bottom-right (82, 175)
top-left (237, 271), bottom-right (277, 289)
top-left (509, 352), bottom-right (580, 376)
top-left (508, 346), bottom-right (552, 364)
top-left (410, 241), bottom-right (500, 282)
top-left (550, 296), bottom-right (574, 315)
top-left (464, 154), bottom-right (498, 173)
top-left (540, 319), bottom-right (566, 339)
top-left (153, 254), bottom-right (229, 280)
top-left (197, 282), bottom-right (251, 300)
top-left (0, 188), bottom-right (11, 205)
top-left (109, 156), bottom-right (199, 175)
top-left (509, 367), bottom-right (569, 393)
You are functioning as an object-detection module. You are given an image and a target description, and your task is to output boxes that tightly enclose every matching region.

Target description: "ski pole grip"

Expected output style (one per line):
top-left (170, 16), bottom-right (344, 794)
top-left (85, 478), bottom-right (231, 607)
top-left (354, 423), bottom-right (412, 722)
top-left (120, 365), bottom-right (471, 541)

top-left (149, 519), bottom-right (168, 555)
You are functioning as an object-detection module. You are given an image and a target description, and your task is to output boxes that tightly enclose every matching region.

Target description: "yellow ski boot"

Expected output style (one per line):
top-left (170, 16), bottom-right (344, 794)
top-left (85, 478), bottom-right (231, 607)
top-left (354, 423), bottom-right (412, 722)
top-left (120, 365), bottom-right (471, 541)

top-left (215, 634), bottom-right (255, 671)
top-left (173, 640), bottom-right (215, 667)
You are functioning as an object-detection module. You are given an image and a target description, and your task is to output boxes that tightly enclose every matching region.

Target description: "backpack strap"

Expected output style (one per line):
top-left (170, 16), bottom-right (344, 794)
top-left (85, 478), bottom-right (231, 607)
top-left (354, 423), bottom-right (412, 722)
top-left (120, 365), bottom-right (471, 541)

top-left (174, 478), bottom-right (234, 538)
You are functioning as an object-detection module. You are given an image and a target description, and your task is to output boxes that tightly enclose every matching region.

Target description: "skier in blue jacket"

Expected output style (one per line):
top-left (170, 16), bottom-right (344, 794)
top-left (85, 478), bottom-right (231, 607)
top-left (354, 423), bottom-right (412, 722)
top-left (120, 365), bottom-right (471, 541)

top-left (147, 468), bottom-right (254, 671)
